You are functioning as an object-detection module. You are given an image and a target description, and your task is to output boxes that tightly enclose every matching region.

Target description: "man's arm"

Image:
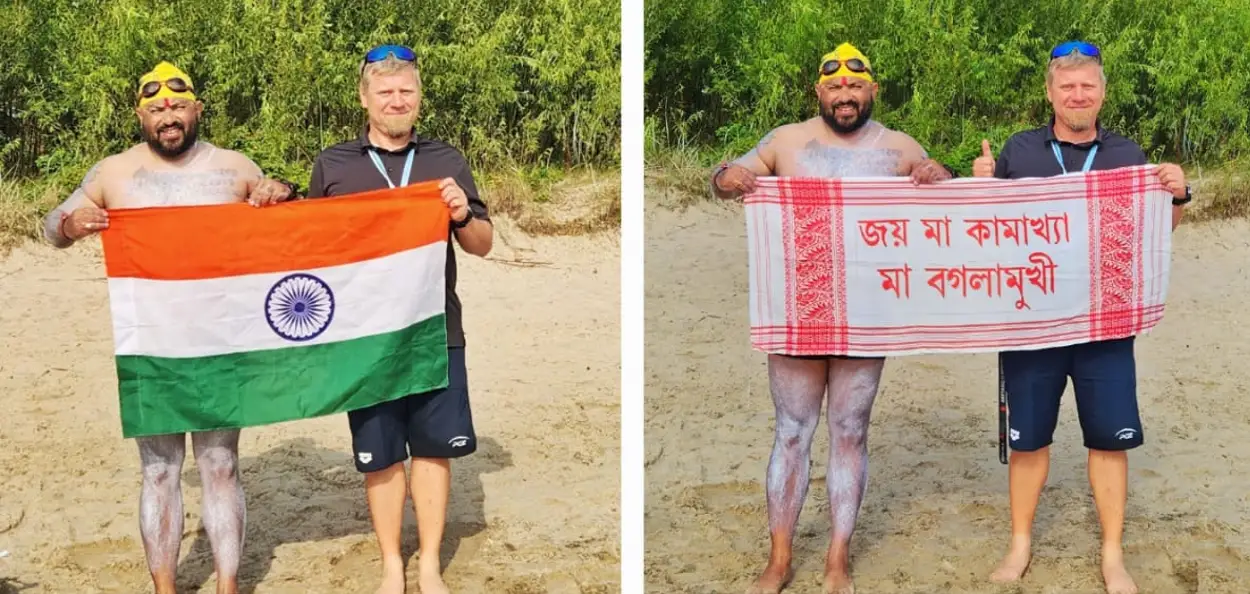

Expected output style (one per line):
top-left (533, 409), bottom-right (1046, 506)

top-left (448, 156), bottom-right (492, 257)
top-left (306, 157), bottom-right (327, 199)
top-left (991, 139), bottom-right (1012, 179)
top-left (235, 155), bottom-right (295, 206)
top-left (42, 160), bottom-right (108, 248)
top-left (711, 128), bottom-right (781, 200)
top-left (1130, 146), bottom-right (1186, 231)
top-left (897, 134), bottom-right (953, 184)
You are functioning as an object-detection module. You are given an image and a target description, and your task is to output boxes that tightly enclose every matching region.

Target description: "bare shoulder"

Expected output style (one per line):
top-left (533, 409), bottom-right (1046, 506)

top-left (95, 147), bottom-right (152, 179)
top-left (880, 126), bottom-right (927, 157)
top-left (748, 121), bottom-right (811, 157)
top-left (214, 146), bottom-right (264, 176)
top-left (784, 119), bottom-right (828, 145)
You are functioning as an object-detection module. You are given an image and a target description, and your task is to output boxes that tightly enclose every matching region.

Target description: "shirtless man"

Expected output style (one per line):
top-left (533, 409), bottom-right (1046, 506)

top-left (711, 43), bottom-right (953, 594)
top-left (40, 61), bottom-right (294, 594)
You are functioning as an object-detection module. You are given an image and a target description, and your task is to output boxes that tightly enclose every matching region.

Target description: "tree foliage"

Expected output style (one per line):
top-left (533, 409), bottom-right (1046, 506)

top-left (0, 0), bottom-right (621, 185)
top-left (645, 0), bottom-right (1250, 171)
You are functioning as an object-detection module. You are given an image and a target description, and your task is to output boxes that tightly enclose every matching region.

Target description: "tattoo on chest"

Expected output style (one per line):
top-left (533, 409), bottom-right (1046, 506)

top-left (125, 167), bottom-right (242, 206)
top-left (795, 140), bottom-right (902, 178)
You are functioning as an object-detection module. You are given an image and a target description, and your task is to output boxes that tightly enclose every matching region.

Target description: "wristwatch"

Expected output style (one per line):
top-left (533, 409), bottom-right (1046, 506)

top-left (276, 178), bottom-right (302, 200)
top-left (1172, 184), bottom-right (1192, 206)
top-left (711, 162), bottom-right (732, 189)
top-left (452, 208), bottom-right (475, 229)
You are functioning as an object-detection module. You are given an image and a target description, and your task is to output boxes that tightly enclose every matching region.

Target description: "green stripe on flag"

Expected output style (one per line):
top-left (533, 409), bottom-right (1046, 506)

top-left (115, 315), bottom-right (448, 438)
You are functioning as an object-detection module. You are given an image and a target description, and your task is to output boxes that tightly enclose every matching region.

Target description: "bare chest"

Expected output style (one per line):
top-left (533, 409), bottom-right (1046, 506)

top-left (777, 141), bottom-right (905, 178)
top-left (103, 167), bottom-right (248, 209)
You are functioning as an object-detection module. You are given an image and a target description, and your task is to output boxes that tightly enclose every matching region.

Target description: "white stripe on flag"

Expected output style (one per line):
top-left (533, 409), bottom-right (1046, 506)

top-left (109, 241), bottom-right (447, 358)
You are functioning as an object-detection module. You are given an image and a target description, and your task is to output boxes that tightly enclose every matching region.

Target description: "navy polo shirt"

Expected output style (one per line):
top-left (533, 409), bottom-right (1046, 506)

top-left (307, 125), bottom-right (490, 348)
top-left (994, 117), bottom-right (1147, 180)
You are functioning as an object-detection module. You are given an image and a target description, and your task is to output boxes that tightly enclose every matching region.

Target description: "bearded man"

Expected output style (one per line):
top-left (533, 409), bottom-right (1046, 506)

top-left (711, 42), bottom-right (954, 594)
top-left (40, 60), bottom-right (295, 594)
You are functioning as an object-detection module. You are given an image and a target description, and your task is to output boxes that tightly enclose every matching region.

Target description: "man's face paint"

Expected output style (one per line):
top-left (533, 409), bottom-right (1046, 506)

top-left (136, 61), bottom-right (197, 108)
top-left (817, 42), bottom-right (875, 85)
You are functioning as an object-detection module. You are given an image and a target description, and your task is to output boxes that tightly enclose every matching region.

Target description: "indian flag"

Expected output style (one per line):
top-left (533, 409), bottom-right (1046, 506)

top-left (100, 181), bottom-right (450, 438)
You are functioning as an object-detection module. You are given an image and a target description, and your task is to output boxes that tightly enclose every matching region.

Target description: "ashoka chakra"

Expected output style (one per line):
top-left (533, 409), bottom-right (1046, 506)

top-left (264, 273), bottom-right (335, 341)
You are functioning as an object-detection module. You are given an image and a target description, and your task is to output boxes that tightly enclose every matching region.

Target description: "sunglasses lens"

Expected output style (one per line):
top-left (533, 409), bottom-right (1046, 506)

top-left (365, 44), bottom-right (416, 63)
top-left (165, 78), bottom-right (188, 92)
top-left (141, 81), bottom-right (162, 97)
top-left (1052, 41), bottom-right (1101, 59)
top-left (821, 60), bottom-right (839, 75)
top-left (393, 46), bottom-right (415, 61)
top-left (846, 58), bottom-right (867, 72)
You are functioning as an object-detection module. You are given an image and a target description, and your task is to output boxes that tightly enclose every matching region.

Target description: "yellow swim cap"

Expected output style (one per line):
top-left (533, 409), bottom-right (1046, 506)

top-left (817, 43), bottom-right (874, 84)
top-left (137, 61), bottom-right (197, 107)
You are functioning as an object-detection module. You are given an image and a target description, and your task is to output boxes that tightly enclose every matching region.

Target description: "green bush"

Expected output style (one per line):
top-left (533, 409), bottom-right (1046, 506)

top-left (0, 0), bottom-right (621, 187)
top-left (645, 0), bottom-right (1250, 173)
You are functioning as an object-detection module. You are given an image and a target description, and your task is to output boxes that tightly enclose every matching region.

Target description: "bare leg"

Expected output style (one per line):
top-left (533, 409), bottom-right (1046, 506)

top-left (990, 447), bottom-right (1049, 582)
top-left (411, 457), bottom-right (452, 594)
top-left (821, 358), bottom-right (883, 594)
top-left (365, 462), bottom-right (409, 594)
top-left (191, 430), bottom-right (245, 594)
top-left (747, 355), bottom-right (828, 594)
top-left (1089, 449), bottom-right (1136, 594)
top-left (137, 434), bottom-right (187, 594)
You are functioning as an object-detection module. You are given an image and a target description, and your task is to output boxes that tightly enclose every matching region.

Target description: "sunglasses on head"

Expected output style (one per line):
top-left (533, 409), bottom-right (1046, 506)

top-left (820, 58), bottom-right (871, 77)
top-left (139, 77), bottom-right (193, 99)
top-left (364, 44), bottom-right (416, 64)
top-left (1050, 40), bottom-right (1101, 62)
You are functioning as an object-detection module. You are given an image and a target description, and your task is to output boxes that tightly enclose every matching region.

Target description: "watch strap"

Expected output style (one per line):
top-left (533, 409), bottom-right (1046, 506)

top-left (452, 208), bottom-right (474, 229)
top-left (1172, 184), bottom-right (1193, 206)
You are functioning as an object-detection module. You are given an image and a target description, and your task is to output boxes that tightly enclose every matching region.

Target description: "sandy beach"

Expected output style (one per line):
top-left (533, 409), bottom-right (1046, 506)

top-left (0, 220), bottom-right (620, 594)
top-left (644, 197), bottom-right (1250, 593)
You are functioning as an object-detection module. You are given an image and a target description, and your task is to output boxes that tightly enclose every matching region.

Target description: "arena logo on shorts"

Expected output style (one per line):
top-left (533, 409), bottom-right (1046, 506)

top-left (359, 452), bottom-right (373, 463)
top-left (1009, 428), bottom-right (1020, 441)
top-left (1115, 428), bottom-right (1137, 440)
top-left (448, 436), bottom-right (471, 447)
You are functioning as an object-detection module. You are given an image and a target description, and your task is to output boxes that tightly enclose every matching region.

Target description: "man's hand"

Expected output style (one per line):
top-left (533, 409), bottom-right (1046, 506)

top-left (713, 163), bottom-right (757, 196)
top-left (1156, 163), bottom-right (1188, 199)
top-left (910, 159), bottom-right (953, 185)
top-left (973, 139), bottom-right (996, 178)
top-left (248, 178), bottom-right (294, 207)
top-left (63, 204), bottom-right (109, 240)
top-left (440, 177), bottom-right (471, 224)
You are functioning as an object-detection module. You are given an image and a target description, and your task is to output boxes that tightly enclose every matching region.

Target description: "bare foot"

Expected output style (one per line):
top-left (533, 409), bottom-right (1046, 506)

top-left (376, 558), bottom-right (406, 594)
top-left (822, 567), bottom-right (854, 594)
top-left (823, 547), bottom-right (854, 594)
top-left (215, 577), bottom-right (239, 594)
top-left (745, 563), bottom-right (794, 594)
top-left (418, 563), bottom-right (451, 594)
top-left (151, 574), bottom-right (178, 594)
top-left (989, 539), bottom-right (1031, 583)
top-left (1102, 554), bottom-right (1138, 594)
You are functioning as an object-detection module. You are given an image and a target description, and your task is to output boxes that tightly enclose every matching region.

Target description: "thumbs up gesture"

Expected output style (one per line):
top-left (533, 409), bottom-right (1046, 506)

top-left (973, 139), bottom-right (996, 178)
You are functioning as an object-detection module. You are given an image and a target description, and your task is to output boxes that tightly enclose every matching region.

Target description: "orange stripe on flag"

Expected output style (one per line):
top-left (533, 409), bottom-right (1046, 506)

top-left (102, 181), bottom-right (450, 281)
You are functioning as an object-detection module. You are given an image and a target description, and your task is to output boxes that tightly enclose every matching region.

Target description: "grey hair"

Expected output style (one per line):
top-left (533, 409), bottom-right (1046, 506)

top-left (358, 55), bottom-right (421, 91)
top-left (1046, 52), bottom-right (1106, 85)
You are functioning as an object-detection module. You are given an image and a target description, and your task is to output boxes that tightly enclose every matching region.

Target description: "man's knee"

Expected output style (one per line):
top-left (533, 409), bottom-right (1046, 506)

top-left (197, 447), bottom-right (239, 484)
top-left (828, 411), bottom-right (869, 449)
top-left (142, 460), bottom-right (181, 487)
top-left (1084, 425), bottom-right (1144, 451)
top-left (775, 413), bottom-right (819, 451)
